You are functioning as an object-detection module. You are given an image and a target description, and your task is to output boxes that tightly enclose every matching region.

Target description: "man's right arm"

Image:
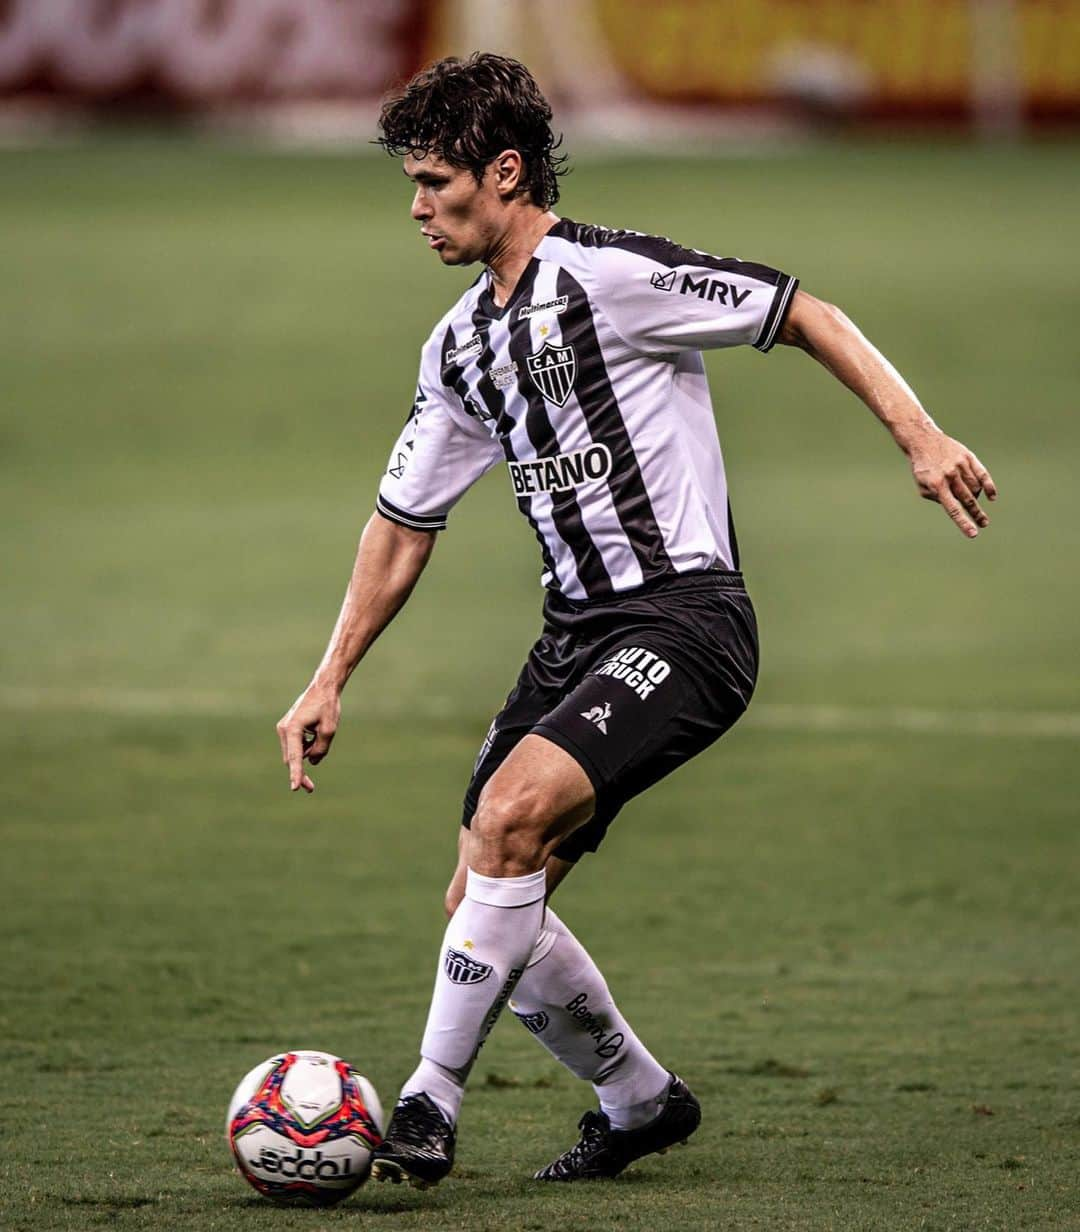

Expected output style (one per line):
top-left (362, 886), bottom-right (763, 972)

top-left (277, 325), bottom-right (503, 793)
top-left (275, 513), bottom-right (436, 793)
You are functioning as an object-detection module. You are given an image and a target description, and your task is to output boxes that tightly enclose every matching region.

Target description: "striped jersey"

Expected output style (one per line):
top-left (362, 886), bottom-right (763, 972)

top-left (376, 219), bottom-right (798, 600)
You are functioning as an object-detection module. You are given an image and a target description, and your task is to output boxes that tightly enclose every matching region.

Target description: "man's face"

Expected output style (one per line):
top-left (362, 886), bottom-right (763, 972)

top-left (403, 150), bottom-right (500, 267)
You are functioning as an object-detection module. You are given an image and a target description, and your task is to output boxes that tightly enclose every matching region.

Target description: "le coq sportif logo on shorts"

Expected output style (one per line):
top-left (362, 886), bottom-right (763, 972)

top-left (580, 703), bottom-right (612, 734)
top-left (444, 948), bottom-right (493, 985)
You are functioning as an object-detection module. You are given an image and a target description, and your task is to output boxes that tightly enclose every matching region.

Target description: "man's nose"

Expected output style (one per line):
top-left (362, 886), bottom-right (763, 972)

top-left (411, 187), bottom-right (431, 221)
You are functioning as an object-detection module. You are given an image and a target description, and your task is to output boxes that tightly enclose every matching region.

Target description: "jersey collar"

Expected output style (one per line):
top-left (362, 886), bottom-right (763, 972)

top-left (477, 256), bottom-right (541, 321)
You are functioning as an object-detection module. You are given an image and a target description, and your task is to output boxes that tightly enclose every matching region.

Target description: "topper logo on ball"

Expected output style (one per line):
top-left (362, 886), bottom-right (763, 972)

top-left (255, 1147), bottom-right (354, 1179)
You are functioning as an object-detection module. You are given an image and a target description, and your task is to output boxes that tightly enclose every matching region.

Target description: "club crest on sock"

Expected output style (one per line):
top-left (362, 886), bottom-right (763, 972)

top-left (512, 1009), bottom-right (550, 1035)
top-left (444, 947), bottom-right (493, 985)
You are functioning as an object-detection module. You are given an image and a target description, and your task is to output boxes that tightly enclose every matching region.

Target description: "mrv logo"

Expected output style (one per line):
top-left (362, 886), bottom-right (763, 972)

top-left (679, 274), bottom-right (753, 307)
top-left (593, 646), bottom-right (671, 700)
top-left (254, 1147), bottom-right (354, 1179)
top-left (565, 992), bottom-right (624, 1059)
top-left (508, 443), bottom-right (611, 496)
top-left (651, 269), bottom-right (754, 308)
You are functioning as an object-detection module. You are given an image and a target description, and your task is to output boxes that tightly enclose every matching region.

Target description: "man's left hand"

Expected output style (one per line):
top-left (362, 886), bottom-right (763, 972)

top-left (907, 430), bottom-right (997, 538)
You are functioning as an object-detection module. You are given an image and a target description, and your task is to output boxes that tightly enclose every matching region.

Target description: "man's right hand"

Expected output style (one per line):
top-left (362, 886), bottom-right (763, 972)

top-left (272, 513), bottom-right (438, 795)
top-left (276, 680), bottom-right (342, 794)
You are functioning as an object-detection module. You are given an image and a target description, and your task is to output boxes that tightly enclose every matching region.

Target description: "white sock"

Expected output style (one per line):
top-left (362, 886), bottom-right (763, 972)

top-left (399, 1057), bottom-right (464, 1127)
top-left (404, 866), bottom-right (546, 1122)
top-left (508, 907), bottom-right (671, 1130)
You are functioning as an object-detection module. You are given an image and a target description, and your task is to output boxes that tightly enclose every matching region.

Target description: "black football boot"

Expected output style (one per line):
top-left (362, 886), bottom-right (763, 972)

top-left (534, 1074), bottom-right (700, 1182)
top-left (370, 1093), bottom-right (456, 1189)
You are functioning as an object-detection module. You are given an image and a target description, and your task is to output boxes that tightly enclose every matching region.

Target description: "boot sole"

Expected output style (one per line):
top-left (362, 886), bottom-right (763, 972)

top-left (371, 1158), bottom-right (440, 1190)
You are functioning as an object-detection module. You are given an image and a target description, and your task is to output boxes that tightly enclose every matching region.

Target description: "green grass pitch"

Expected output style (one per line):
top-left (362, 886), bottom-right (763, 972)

top-left (2, 136), bottom-right (1078, 1231)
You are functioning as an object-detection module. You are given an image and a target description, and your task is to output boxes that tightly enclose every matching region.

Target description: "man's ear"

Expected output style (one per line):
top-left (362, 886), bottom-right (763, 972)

top-left (492, 149), bottom-right (524, 200)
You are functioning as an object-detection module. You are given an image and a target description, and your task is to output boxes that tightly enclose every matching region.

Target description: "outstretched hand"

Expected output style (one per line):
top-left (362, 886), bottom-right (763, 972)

top-left (908, 430), bottom-right (997, 538)
top-left (275, 681), bottom-right (341, 793)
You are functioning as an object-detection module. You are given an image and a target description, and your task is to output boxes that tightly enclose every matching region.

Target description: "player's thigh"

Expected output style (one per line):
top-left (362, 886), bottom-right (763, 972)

top-left (466, 734), bottom-right (596, 873)
top-left (474, 733), bottom-right (595, 839)
top-left (528, 649), bottom-right (698, 807)
top-left (534, 610), bottom-right (757, 862)
top-left (462, 627), bottom-right (584, 827)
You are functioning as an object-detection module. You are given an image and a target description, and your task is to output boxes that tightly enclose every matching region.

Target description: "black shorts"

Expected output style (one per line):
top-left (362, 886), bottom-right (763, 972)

top-left (462, 569), bottom-right (759, 862)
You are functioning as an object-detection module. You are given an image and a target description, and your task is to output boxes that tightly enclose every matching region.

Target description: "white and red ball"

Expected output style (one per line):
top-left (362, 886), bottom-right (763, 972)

top-left (226, 1050), bottom-right (383, 1207)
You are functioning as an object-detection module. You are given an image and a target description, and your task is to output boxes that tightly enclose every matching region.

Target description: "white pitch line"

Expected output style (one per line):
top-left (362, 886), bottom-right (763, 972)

top-left (749, 703), bottom-right (1080, 740)
top-left (0, 685), bottom-right (268, 719)
top-left (2, 687), bottom-right (1079, 740)
top-left (0, 685), bottom-right (460, 722)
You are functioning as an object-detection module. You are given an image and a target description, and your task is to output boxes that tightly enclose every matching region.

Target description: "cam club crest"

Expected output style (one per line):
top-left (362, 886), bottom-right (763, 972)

top-left (512, 1009), bottom-right (549, 1035)
top-left (445, 947), bottom-right (493, 985)
top-left (526, 342), bottom-right (577, 407)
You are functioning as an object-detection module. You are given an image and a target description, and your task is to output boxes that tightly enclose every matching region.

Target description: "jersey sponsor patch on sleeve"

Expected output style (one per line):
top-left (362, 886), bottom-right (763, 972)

top-left (649, 270), bottom-right (755, 308)
top-left (445, 335), bottom-right (482, 364)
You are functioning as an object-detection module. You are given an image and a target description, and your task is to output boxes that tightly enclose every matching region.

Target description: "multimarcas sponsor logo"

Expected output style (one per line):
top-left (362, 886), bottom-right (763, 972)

top-left (445, 335), bottom-right (482, 364)
top-left (508, 443), bottom-right (612, 496)
top-left (517, 294), bottom-right (568, 320)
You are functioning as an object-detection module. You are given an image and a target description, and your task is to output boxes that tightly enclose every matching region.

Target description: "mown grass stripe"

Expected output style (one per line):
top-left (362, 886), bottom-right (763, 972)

top-left (4, 686), bottom-right (1079, 739)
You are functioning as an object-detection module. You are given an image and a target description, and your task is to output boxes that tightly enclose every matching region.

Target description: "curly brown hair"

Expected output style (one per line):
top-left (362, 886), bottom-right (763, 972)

top-left (376, 53), bottom-right (569, 209)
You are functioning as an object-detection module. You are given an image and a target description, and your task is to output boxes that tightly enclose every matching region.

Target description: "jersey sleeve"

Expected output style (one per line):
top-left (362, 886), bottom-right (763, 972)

top-left (595, 235), bottom-right (798, 357)
top-left (376, 338), bottom-right (503, 532)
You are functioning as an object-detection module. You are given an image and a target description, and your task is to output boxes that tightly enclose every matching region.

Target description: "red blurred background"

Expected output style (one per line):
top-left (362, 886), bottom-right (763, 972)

top-left (1, 0), bottom-right (1077, 138)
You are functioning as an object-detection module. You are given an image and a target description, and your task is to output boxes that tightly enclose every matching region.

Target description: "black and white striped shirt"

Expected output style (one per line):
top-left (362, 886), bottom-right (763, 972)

top-left (377, 219), bottom-right (797, 600)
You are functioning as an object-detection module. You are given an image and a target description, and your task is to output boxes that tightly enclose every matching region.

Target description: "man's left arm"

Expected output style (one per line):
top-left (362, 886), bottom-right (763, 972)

top-left (777, 290), bottom-right (997, 538)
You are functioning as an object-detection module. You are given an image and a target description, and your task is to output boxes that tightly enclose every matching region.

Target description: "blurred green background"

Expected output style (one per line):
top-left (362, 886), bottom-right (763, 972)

top-left (2, 139), bottom-right (1078, 1231)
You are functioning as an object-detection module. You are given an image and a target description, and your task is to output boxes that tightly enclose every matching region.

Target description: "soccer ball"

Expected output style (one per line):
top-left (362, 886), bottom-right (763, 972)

top-left (226, 1050), bottom-right (384, 1207)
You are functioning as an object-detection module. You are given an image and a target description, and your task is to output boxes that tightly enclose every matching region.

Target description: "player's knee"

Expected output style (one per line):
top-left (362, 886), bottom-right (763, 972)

top-left (470, 784), bottom-right (548, 873)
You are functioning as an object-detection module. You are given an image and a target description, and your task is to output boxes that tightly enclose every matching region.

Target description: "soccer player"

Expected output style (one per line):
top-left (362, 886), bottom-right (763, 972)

top-left (276, 53), bottom-right (996, 1186)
